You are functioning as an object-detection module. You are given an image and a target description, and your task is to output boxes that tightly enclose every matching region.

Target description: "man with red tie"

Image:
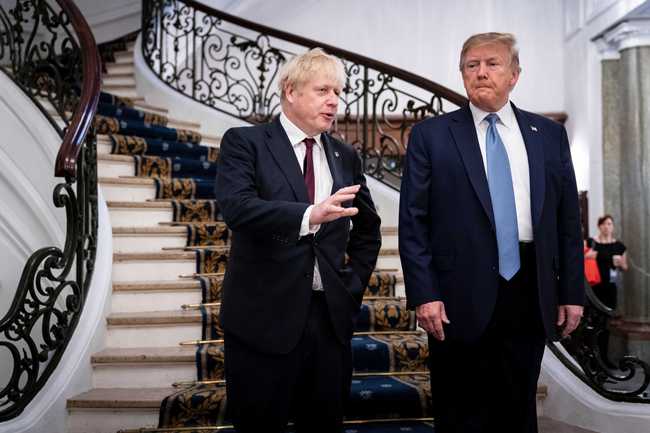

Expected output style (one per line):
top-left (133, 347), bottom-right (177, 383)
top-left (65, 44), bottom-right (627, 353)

top-left (215, 48), bottom-right (381, 433)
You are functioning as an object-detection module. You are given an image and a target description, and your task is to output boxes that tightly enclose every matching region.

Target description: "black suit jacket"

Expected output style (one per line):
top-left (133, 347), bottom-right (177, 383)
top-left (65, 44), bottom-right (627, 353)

top-left (399, 103), bottom-right (584, 342)
top-left (215, 117), bottom-right (382, 354)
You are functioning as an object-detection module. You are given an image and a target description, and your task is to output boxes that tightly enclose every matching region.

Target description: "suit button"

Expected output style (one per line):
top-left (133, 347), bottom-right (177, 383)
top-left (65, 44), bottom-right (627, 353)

top-left (305, 273), bottom-right (312, 279)
top-left (492, 266), bottom-right (497, 272)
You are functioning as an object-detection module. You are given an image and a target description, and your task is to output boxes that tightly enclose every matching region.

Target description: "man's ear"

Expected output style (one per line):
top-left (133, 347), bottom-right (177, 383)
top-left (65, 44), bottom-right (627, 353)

top-left (284, 83), bottom-right (296, 104)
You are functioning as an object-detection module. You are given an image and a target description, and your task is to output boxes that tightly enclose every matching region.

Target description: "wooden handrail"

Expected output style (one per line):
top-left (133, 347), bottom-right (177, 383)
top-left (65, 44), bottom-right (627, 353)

top-left (182, 0), bottom-right (467, 106)
top-left (53, 0), bottom-right (101, 178)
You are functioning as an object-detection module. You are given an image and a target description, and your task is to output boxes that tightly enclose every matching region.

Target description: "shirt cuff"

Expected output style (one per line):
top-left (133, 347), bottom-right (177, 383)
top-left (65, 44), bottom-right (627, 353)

top-left (300, 205), bottom-right (321, 237)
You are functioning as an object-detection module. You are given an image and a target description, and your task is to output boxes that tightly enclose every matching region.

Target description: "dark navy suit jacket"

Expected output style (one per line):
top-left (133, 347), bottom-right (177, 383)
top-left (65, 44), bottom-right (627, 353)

top-left (215, 117), bottom-right (381, 354)
top-left (399, 103), bottom-right (584, 342)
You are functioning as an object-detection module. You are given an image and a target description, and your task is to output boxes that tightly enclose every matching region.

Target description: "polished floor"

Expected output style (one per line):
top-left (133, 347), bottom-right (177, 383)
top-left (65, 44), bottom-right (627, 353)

top-left (539, 417), bottom-right (598, 433)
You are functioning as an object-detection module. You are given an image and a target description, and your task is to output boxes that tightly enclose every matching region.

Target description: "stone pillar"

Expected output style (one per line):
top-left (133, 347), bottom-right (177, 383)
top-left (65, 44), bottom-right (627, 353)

top-left (595, 18), bottom-right (650, 363)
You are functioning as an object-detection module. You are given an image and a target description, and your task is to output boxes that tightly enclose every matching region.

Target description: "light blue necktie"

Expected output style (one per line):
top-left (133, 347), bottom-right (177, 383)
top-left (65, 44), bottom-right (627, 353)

top-left (485, 113), bottom-right (520, 280)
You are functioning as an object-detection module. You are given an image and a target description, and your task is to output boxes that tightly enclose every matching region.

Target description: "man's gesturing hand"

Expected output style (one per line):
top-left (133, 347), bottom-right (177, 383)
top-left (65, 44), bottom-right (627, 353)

top-left (557, 305), bottom-right (583, 338)
top-left (309, 185), bottom-right (360, 225)
top-left (416, 301), bottom-right (451, 341)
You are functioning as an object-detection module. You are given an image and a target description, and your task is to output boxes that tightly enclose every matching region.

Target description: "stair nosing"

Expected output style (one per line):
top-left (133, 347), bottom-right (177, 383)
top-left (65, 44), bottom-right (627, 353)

top-left (107, 201), bottom-right (172, 209)
top-left (113, 251), bottom-right (197, 262)
top-left (107, 309), bottom-right (202, 326)
top-left (112, 280), bottom-right (203, 292)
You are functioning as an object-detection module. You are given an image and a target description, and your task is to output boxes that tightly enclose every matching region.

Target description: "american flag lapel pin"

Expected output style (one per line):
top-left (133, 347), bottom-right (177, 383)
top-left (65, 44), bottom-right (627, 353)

top-left (530, 125), bottom-right (538, 132)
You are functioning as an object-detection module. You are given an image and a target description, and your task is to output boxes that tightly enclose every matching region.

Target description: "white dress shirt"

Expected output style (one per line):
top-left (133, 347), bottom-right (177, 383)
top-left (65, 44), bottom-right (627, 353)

top-left (279, 112), bottom-right (333, 290)
top-left (469, 102), bottom-right (533, 241)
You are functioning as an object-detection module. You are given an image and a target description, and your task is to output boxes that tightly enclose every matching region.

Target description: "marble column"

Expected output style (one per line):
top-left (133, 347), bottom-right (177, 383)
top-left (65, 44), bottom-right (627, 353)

top-left (595, 19), bottom-right (650, 363)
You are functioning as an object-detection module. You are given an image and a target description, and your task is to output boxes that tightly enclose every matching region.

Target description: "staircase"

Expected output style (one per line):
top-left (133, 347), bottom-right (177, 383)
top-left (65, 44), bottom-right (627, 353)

top-left (65, 41), bottom-right (427, 433)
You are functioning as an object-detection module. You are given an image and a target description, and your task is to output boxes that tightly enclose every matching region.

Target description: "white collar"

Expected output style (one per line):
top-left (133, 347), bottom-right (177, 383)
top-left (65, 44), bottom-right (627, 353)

top-left (469, 100), bottom-right (517, 130)
top-left (280, 112), bottom-right (322, 148)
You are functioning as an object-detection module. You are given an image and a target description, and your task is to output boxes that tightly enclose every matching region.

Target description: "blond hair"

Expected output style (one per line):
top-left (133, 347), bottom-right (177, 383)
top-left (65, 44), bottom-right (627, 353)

top-left (459, 32), bottom-right (521, 72)
top-left (278, 48), bottom-right (345, 99)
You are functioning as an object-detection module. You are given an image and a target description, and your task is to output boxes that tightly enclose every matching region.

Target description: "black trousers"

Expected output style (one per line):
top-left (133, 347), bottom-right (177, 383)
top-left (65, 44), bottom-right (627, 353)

top-left (224, 291), bottom-right (352, 433)
top-left (429, 243), bottom-right (546, 433)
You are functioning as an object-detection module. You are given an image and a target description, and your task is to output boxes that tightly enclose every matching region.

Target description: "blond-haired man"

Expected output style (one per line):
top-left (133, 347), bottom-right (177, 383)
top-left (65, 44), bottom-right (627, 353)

top-left (216, 48), bottom-right (381, 432)
top-left (399, 33), bottom-right (584, 432)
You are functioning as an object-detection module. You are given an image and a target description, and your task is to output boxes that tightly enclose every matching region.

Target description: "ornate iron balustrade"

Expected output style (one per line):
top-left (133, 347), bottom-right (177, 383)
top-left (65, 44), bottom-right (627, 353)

top-left (0, 0), bottom-right (100, 421)
top-left (548, 281), bottom-right (650, 402)
top-left (141, 0), bottom-right (467, 190)
top-left (141, 0), bottom-right (650, 403)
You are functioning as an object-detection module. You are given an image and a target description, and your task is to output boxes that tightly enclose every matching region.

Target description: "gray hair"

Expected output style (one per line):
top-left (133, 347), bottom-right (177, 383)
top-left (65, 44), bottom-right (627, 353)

top-left (459, 32), bottom-right (521, 72)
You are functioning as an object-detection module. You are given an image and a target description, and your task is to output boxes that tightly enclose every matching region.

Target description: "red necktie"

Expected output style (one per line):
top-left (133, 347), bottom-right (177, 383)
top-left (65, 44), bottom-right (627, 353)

top-left (303, 138), bottom-right (315, 204)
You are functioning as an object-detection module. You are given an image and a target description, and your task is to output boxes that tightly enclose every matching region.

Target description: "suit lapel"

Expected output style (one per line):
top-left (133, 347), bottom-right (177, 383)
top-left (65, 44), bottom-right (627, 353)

top-left (512, 103), bottom-right (545, 231)
top-left (264, 117), bottom-right (310, 203)
top-left (449, 105), bottom-right (495, 229)
top-left (321, 133), bottom-right (344, 194)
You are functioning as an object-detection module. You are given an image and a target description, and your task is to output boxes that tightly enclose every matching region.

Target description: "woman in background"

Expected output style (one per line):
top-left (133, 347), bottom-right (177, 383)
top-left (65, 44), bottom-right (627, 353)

top-left (587, 214), bottom-right (628, 309)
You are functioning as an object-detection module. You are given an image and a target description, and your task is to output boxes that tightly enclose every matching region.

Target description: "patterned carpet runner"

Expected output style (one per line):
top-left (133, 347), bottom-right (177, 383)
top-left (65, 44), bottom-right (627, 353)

top-left (100, 90), bottom-right (433, 431)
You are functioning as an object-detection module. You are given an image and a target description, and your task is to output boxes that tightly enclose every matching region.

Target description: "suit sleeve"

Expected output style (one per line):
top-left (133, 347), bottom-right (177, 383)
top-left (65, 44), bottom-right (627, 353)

top-left (346, 151), bottom-right (382, 289)
top-left (399, 124), bottom-right (440, 308)
top-left (557, 126), bottom-right (585, 306)
top-left (215, 128), bottom-right (308, 242)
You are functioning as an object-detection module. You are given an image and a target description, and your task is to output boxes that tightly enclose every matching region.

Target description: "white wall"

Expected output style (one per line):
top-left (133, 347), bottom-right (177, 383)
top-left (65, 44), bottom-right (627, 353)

top-left (75, 0), bottom-right (141, 44)
top-left (562, 0), bottom-right (647, 234)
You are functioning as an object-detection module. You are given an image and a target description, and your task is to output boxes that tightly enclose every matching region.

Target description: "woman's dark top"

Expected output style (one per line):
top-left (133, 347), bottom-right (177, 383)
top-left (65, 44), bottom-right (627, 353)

top-left (587, 238), bottom-right (626, 285)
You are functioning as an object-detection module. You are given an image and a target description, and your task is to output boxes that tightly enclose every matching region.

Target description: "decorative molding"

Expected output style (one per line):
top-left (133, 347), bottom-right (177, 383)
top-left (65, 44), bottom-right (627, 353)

top-left (595, 18), bottom-right (650, 54)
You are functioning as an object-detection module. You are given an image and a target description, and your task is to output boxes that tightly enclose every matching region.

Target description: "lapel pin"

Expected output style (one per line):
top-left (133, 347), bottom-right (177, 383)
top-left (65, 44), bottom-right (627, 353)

top-left (334, 151), bottom-right (340, 158)
top-left (530, 125), bottom-right (538, 132)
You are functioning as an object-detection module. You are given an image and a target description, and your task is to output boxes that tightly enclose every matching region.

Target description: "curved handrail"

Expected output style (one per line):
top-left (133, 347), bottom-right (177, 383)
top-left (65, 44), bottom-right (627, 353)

top-left (141, 0), bottom-right (468, 190)
top-left (54, 0), bottom-right (101, 178)
top-left (180, 0), bottom-right (468, 107)
top-left (0, 0), bottom-right (100, 420)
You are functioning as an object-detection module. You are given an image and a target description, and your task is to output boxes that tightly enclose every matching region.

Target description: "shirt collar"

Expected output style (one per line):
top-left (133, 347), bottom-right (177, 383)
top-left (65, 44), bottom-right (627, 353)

top-left (469, 100), bottom-right (516, 130)
top-left (280, 112), bottom-right (322, 148)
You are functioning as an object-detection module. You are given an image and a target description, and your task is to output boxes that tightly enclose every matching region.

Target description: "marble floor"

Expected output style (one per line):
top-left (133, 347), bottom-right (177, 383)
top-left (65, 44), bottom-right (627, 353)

top-left (539, 417), bottom-right (598, 433)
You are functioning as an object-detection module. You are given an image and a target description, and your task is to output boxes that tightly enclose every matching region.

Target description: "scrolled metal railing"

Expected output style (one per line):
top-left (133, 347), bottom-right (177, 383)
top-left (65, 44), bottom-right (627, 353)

top-left (0, 0), bottom-right (100, 421)
top-left (141, 0), bottom-right (650, 402)
top-left (548, 280), bottom-right (650, 402)
top-left (141, 0), bottom-right (467, 190)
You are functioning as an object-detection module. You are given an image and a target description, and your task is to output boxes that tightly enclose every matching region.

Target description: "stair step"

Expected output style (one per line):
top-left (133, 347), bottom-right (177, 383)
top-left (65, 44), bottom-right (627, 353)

top-left (66, 388), bottom-right (164, 433)
top-left (102, 84), bottom-right (138, 98)
top-left (113, 225), bottom-right (190, 254)
top-left (100, 177), bottom-right (157, 202)
top-left (112, 250), bottom-right (197, 283)
top-left (113, 50), bottom-right (134, 64)
top-left (106, 62), bottom-right (134, 75)
top-left (92, 346), bottom-right (196, 388)
top-left (106, 309), bottom-right (202, 348)
top-left (131, 101), bottom-right (169, 116)
top-left (98, 153), bottom-right (135, 178)
top-left (103, 75), bottom-right (136, 86)
top-left (108, 201), bottom-right (173, 227)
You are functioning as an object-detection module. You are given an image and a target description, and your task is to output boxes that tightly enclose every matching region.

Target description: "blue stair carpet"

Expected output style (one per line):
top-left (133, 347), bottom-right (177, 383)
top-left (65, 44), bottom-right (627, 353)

top-left (171, 200), bottom-right (221, 222)
top-left (134, 155), bottom-right (218, 180)
top-left (96, 114), bottom-right (202, 143)
top-left (97, 102), bottom-right (168, 126)
top-left (111, 134), bottom-right (219, 161)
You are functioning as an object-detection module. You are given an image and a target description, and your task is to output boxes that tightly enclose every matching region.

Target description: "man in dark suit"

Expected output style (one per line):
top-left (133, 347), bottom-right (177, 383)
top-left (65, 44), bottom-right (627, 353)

top-left (215, 48), bottom-right (381, 433)
top-left (399, 33), bottom-right (584, 433)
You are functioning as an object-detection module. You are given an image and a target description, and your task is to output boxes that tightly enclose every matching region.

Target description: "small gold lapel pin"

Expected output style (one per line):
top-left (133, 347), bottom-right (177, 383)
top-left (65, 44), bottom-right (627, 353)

top-left (530, 125), bottom-right (538, 132)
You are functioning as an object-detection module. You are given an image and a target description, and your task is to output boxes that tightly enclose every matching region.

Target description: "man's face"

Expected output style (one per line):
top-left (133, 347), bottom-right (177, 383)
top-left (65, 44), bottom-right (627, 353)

top-left (461, 42), bottom-right (519, 112)
top-left (283, 73), bottom-right (341, 136)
